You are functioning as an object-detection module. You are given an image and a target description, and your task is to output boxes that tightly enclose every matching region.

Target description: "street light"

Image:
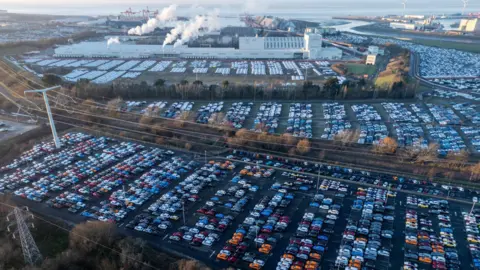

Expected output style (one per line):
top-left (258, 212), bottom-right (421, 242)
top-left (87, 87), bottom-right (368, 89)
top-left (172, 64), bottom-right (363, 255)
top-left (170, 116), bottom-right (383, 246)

top-left (470, 197), bottom-right (478, 215)
top-left (24, 86), bottom-right (61, 148)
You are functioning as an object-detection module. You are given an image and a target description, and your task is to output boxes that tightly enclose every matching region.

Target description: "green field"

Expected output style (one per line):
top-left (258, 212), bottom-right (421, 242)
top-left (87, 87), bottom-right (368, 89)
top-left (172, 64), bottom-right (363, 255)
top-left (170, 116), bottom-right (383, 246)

top-left (375, 74), bottom-right (401, 88)
top-left (344, 63), bottom-right (377, 75)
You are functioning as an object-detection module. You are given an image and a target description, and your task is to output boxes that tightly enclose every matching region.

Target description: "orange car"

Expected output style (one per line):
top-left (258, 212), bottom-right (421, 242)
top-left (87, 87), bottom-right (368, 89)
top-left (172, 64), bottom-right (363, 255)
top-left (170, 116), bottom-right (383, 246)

top-left (216, 253), bottom-right (228, 261)
top-left (249, 261), bottom-right (264, 270)
top-left (349, 259), bottom-right (362, 268)
top-left (290, 265), bottom-right (302, 270)
top-left (309, 252), bottom-right (321, 261)
top-left (305, 261), bottom-right (319, 269)
top-left (259, 244), bottom-right (272, 254)
top-left (419, 257), bottom-right (432, 264)
top-left (283, 254), bottom-right (294, 260)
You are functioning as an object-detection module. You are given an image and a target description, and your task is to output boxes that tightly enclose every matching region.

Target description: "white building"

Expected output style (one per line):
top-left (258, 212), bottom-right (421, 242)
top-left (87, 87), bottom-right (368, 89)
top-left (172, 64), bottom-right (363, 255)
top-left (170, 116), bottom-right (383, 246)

top-left (459, 19), bottom-right (480, 33)
top-left (368, 46), bottom-right (379, 55)
top-left (404, 15), bottom-right (425, 20)
top-left (54, 33), bottom-right (342, 60)
top-left (366, 55), bottom-right (377, 65)
top-left (390, 22), bottom-right (416, 30)
top-left (304, 32), bottom-right (324, 59)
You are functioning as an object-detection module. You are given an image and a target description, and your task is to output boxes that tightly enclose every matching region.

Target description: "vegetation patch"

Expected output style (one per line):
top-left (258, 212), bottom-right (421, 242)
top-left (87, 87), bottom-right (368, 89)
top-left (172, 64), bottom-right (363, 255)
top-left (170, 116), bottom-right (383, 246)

top-left (344, 63), bottom-right (377, 76)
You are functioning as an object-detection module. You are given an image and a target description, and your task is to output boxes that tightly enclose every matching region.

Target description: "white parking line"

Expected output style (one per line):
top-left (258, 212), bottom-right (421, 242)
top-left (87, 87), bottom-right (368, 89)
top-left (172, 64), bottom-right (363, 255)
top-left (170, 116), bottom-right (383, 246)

top-left (163, 234), bottom-right (169, 240)
top-left (454, 211), bottom-right (458, 217)
top-left (209, 251), bottom-right (216, 258)
top-left (118, 223), bottom-right (124, 227)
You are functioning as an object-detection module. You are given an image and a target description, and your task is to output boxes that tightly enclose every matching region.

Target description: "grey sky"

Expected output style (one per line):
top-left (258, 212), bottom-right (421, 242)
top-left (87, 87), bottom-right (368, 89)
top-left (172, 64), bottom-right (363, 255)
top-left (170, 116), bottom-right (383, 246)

top-left (2, 0), bottom-right (479, 16)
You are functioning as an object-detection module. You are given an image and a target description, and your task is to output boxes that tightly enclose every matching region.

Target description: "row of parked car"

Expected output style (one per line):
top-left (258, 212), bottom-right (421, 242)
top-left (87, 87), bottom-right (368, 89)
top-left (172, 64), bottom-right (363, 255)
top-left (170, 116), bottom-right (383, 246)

top-left (352, 104), bottom-right (382, 122)
top-left (79, 148), bottom-right (171, 222)
top-left (427, 104), bottom-right (462, 126)
top-left (218, 165), bottom-right (294, 268)
top-left (252, 102), bottom-right (282, 134)
top-left (404, 197), bottom-right (459, 270)
top-left (228, 150), bottom-right (477, 202)
top-left (357, 122), bottom-right (388, 145)
top-left (461, 126), bottom-right (480, 153)
top-left (163, 102), bottom-right (194, 119)
top-left (278, 182), bottom-right (348, 270)
top-left (6, 135), bottom-right (112, 195)
top-left (145, 161), bottom-right (230, 222)
top-left (336, 187), bottom-right (394, 269)
top-left (410, 104), bottom-right (433, 123)
top-left (382, 102), bottom-right (419, 123)
top-left (223, 102), bottom-right (253, 129)
top-left (286, 103), bottom-right (313, 138)
top-left (426, 125), bottom-right (467, 155)
top-left (195, 102), bottom-right (224, 124)
top-left (394, 123), bottom-right (428, 148)
top-left (1, 132), bottom-right (92, 172)
top-left (321, 120), bottom-right (353, 141)
top-left (463, 211), bottom-right (480, 270)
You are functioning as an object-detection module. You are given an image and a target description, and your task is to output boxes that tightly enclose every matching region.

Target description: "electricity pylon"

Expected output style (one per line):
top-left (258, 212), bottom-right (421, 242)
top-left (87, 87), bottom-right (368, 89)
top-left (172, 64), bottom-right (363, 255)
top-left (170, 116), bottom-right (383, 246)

top-left (6, 207), bottom-right (43, 265)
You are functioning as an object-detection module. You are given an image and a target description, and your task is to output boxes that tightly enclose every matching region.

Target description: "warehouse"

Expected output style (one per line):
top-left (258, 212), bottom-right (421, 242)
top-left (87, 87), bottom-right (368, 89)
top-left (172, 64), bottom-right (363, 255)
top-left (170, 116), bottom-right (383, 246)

top-left (390, 22), bottom-right (416, 30)
top-left (54, 32), bottom-right (342, 60)
top-left (459, 19), bottom-right (480, 33)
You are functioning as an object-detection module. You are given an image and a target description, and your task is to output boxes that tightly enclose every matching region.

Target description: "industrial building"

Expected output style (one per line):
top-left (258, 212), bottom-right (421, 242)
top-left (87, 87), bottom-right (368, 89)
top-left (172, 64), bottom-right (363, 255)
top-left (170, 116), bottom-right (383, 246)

top-left (54, 32), bottom-right (342, 60)
top-left (390, 22), bottom-right (416, 30)
top-left (366, 55), bottom-right (377, 65)
top-left (459, 19), bottom-right (480, 33)
top-left (367, 46), bottom-right (385, 56)
top-left (404, 15), bottom-right (425, 20)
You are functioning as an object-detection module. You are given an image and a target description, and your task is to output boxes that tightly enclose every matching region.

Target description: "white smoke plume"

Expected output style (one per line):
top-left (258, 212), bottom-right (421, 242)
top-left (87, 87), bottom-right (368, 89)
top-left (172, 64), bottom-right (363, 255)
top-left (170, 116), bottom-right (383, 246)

top-left (107, 37), bottom-right (120, 48)
top-left (165, 8), bottom-right (221, 48)
top-left (128, 4), bottom-right (177, 36)
top-left (163, 22), bottom-right (186, 47)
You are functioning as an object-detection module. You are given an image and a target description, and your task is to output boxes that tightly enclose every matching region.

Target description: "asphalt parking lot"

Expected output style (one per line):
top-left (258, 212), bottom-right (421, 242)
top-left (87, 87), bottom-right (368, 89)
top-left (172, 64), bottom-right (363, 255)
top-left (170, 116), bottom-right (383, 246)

top-left (2, 134), bottom-right (480, 269)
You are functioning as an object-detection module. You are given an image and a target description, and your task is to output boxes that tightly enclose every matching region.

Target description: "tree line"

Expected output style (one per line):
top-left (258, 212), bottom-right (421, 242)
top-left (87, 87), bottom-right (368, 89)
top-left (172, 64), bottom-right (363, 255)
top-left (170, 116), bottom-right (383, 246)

top-left (53, 75), bottom-right (415, 101)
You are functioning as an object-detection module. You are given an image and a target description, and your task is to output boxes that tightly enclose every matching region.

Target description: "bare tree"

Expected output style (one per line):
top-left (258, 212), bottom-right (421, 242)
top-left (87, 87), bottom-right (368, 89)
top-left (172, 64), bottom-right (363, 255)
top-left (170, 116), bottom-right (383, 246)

top-left (469, 162), bottom-right (480, 181)
top-left (296, 139), bottom-right (311, 154)
top-left (281, 133), bottom-right (297, 146)
top-left (446, 150), bottom-right (469, 170)
top-left (106, 97), bottom-right (123, 117)
top-left (69, 221), bottom-right (116, 254)
top-left (372, 137), bottom-right (398, 154)
top-left (413, 143), bottom-right (439, 164)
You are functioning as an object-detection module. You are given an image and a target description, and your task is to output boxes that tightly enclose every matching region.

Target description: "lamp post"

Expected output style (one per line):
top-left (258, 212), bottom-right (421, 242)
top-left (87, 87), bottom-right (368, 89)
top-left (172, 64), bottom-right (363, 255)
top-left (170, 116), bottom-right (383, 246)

top-left (24, 86), bottom-right (61, 148)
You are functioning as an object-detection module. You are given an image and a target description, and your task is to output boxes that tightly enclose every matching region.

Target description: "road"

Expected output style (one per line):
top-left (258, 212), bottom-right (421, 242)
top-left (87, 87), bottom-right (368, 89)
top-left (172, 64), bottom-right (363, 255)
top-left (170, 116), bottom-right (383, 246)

top-left (336, 20), bottom-right (480, 45)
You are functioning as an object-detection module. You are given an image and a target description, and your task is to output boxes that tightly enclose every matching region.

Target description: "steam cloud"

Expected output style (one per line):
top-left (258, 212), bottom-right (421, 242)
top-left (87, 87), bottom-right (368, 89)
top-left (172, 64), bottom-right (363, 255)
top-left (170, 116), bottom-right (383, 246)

top-left (107, 37), bottom-right (120, 47)
top-left (164, 9), bottom-right (221, 48)
top-left (127, 4), bottom-right (177, 36)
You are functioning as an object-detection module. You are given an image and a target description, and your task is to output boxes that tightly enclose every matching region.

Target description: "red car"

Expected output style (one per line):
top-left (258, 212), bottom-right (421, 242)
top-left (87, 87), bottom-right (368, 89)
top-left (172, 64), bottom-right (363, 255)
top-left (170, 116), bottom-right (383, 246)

top-left (197, 208), bottom-right (207, 214)
top-left (227, 256), bottom-right (238, 263)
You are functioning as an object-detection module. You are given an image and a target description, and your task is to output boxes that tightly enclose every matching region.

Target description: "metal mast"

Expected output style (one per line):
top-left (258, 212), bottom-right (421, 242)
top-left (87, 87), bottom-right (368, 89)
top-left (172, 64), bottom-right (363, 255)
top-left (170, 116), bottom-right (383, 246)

top-left (25, 86), bottom-right (61, 148)
top-left (462, 0), bottom-right (469, 15)
top-left (401, 0), bottom-right (408, 14)
top-left (6, 207), bottom-right (43, 265)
